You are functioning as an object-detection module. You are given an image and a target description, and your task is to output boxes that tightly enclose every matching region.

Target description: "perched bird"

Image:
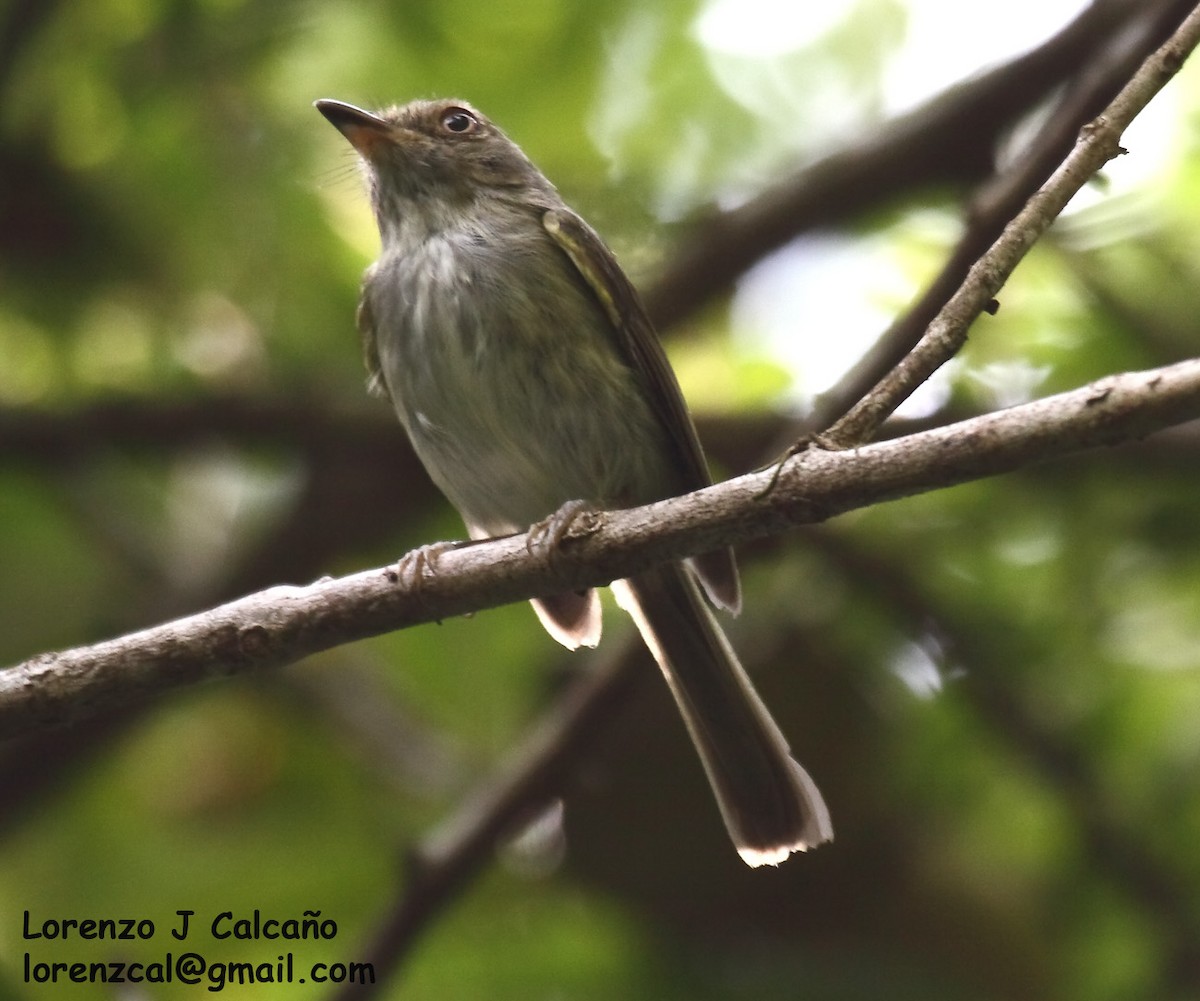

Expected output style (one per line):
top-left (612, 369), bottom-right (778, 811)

top-left (316, 97), bottom-right (832, 865)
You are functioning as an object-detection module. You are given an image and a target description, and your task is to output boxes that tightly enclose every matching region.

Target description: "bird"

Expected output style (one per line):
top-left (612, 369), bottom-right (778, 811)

top-left (315, 96), bottom-right (832, 865)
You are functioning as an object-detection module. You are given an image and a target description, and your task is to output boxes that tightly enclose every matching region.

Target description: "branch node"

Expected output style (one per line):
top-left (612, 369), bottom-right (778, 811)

top-left (236, 624), bottom-right (272, 659)
top-left (756, 435), bottom-right (820, 499)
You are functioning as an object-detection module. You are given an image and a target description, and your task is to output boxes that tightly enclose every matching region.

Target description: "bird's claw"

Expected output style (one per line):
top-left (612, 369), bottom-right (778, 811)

top-left (391, 540), bottom-right (462, 598)
top-left (526, 499), bottom-right (601, 569)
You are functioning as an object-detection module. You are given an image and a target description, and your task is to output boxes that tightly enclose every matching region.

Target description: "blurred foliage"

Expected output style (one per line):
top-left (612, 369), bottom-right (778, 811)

top-left (2, 1), bottom-right (1200, 999)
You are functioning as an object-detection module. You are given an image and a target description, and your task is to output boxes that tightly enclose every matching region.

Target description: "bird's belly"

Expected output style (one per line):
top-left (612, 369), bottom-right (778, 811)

top-left (374, 246), bottom-right (669, 536)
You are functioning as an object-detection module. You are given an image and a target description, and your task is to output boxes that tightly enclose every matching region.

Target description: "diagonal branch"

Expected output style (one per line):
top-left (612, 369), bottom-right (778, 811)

top-left (808, 0), bottom-right (1198, 432)
top-left (3, 357), bottom-right (1200, 743)
top-left (821, 2), bottom-right (1200, 446)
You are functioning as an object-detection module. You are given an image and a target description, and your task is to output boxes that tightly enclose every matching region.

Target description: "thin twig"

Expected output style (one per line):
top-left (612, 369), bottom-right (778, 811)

top-left (820, 3), bottom-right (1200, 447)
top-left (807, 0), bottom-right (1197, 433)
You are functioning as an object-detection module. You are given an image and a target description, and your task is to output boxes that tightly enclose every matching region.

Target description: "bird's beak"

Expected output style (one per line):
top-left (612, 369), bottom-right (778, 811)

top-left (314, 99), bottom-right (391, 158)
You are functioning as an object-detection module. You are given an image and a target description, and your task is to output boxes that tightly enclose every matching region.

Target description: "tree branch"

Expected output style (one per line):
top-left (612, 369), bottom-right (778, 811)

top-left (3, 358), bottom-right (1200, 742)
top-left (822, 1), bottom-right (1200, 446)
top-left (808, 0), bottom-right (1197, 432)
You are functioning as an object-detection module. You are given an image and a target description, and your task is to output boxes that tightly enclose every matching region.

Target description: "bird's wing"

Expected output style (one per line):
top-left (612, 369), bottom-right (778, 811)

top-left (543, 207), bottom-right (740, 613)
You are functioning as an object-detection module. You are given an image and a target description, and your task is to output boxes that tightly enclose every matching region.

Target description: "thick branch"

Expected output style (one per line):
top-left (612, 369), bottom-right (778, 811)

top-left (3, 358), bottom-right (1199, 742)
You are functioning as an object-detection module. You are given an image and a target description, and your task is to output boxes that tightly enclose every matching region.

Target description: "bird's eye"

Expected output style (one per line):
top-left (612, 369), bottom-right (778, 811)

top-left (440, 108), bottom-right (478, 134)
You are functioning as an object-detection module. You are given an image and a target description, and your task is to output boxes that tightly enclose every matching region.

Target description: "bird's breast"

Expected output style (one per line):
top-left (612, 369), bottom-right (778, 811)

top-left (366, 226), bottom-right (669, 534)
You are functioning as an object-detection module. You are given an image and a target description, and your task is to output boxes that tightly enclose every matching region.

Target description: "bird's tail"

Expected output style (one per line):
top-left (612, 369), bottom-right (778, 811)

top-left (612, 563), bottom-right (832, 866)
